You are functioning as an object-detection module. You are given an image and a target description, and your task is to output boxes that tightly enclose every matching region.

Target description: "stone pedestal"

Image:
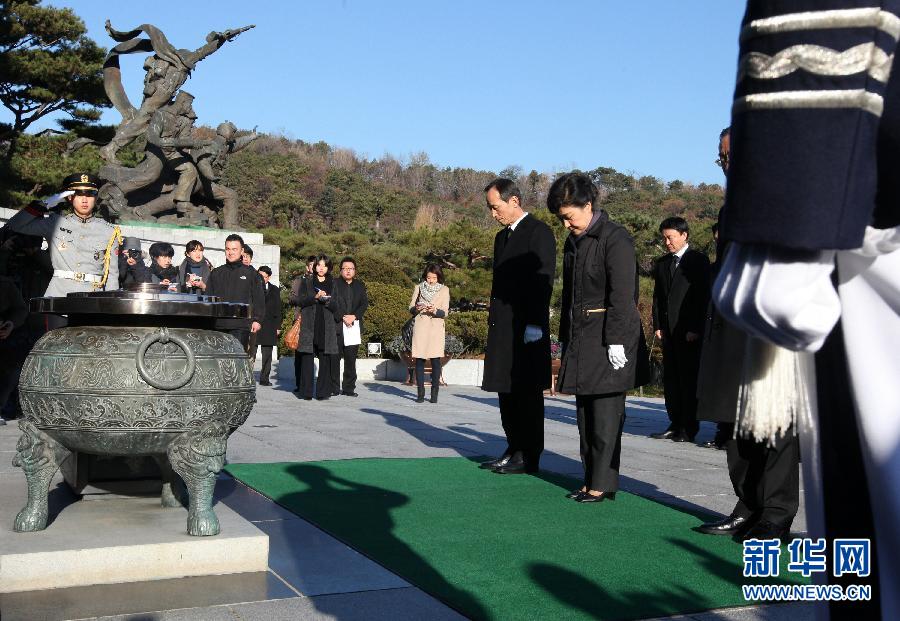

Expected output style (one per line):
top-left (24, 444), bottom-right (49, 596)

top-left (0, 481), bottom-right (268, 593)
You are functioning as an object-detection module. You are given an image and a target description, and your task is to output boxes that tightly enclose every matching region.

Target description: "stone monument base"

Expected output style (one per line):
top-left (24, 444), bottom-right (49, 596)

top-left (0, 479), bottom-right (268, 593)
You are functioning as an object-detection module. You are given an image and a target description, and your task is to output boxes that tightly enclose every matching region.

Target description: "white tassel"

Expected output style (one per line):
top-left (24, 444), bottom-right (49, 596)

top-left (735, 337), bottom-right (815, 446)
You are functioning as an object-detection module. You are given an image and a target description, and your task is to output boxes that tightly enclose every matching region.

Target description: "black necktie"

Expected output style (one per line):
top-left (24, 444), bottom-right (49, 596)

top-left (669, 255), bottom-right (678, 277)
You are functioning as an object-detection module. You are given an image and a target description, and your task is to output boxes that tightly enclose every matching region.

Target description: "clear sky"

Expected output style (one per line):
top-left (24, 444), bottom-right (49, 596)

top-left (27, 1), bottom-right (745, 184)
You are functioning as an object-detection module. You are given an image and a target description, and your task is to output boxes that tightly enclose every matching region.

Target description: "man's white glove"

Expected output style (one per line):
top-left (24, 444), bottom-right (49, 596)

top-left (523, 325), bottom-right (543, 344)
top-left (713, 242), bottom-right (841, 352)
top-left (607, 344), bottom-right (627, 370)
top-left (44, 191), bottom-right (74, 209)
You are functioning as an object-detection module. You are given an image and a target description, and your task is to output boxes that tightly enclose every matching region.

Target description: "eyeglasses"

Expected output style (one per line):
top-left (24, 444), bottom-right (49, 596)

top-left (714, 154), bottom-right (729, 169)
top-left (73, 189), bottom-right (99, 197)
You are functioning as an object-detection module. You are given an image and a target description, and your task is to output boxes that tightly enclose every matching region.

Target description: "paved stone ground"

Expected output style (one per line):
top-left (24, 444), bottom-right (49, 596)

top-left (0, 377), bottom-right (813, 621)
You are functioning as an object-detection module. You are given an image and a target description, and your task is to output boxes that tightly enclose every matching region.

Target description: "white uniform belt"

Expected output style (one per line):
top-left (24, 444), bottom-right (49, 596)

top-left (53, 270), bottom-right (102, 283)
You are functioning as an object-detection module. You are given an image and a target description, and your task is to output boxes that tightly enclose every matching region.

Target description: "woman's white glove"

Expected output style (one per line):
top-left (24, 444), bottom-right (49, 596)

top-left (607, 344), bottom-right (627, 370)
top-left (44, 190), bottom-right (74, 209)
top-left (713, 242), bottom-right (840, 352)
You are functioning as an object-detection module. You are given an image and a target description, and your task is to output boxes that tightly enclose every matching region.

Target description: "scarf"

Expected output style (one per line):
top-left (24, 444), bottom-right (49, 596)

top-left (418, 281), bottom-right (443, 304)
top-left (150, 262), bottom-right (179, 281)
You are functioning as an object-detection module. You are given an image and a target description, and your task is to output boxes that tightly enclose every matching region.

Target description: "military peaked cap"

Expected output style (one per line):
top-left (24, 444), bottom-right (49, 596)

top-left (62, 172), bottom-right (100, 191)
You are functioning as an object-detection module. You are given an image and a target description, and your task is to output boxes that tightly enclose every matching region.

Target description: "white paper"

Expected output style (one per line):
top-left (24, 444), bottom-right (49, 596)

top-left (342, 320), bottom-right (362, 346)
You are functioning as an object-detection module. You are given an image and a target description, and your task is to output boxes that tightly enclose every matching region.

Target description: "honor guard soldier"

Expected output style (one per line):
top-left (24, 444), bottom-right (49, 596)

top-left (3, 173), bottom-right (121, 314)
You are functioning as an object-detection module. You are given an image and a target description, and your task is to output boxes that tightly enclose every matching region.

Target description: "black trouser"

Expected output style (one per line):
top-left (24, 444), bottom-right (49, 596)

top-left (299, 348), bottom-right (333, 399)
top-left (726, 429), bottom-right (800, 528)
top-left (247, 330), bottom-right (258, 360)
top-left (415, 357), bottom-right (441, 389)
top-left (259, 346), bottom-right (273, 383)
top-left (226, 329), bottom-right (250, 351)
top-left (293, 352), bottom-right (303, 391)
top-left (340, 345), bottom-right (358, 394)
top-left (498, 388), bottom-right (545, 467)
top-left (576, 393), bottom-right (626, 492)
top-left (329, 351), bottom-right (341, 395)
top-left (661, 338), bottom-right (701, 436)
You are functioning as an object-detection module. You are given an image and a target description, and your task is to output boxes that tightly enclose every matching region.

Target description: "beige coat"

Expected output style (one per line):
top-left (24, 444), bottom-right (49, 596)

top-left (409, 284), bottom-right (450, 359)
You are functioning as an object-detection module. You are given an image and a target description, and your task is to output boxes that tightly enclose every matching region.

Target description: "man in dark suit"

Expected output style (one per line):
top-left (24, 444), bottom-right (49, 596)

top-left (651, 217), bottom-right (710, 442)
top-left (256, 266), bottom-right (282, 386)
top-left (332, 257), bottom-right (368, 397)
top-left (481, 178), bottom-right (556, 474)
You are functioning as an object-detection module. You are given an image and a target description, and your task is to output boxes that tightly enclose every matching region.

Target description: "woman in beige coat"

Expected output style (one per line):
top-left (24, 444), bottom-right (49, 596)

top-left (409, 264), bottom-right (450, 403)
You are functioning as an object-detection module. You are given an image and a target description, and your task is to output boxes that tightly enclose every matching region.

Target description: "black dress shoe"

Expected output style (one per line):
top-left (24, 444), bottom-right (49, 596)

top-left (565, 489), bottom-right (586, 499)
top-left (650, 430), bottom-right (678, 440)
top-left (479, 454), bottom-right (511, 470)
top-left (697, 440), bottom-right (718, 449)
top-left (741, 519), bottom-right (790, 543)
top-left (697, 514), bottom-right (752, 536)
top-left (671, 431), bottom-right (695, 443)
top-left (342, 392), bottom-right (359, 397)
top-left (259, 381), bottom-right (272, 386)
top-left (492, 461), bottom-right (538, 475)
top-left (574, 491), bottom-right (616, 503)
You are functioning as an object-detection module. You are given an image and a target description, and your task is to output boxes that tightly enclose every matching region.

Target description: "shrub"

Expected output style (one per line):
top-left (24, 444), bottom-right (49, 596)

top-left (446, 310), bottom-right (489, 356)
top-left (364, 281), bottom-right (412, 347)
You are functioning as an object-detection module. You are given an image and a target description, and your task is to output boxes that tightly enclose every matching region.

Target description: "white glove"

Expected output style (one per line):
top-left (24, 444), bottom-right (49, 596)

top-left (607, 344), bottom-right (627, 370)
top-left (44, 190), bottom-right (74, 209)
top-left (713, 242), bottom-right (841, 352)
top-left (523, 325), bottom-right (543, 344)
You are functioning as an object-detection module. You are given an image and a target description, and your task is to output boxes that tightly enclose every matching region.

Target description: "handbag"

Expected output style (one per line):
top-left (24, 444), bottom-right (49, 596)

top-left (284, 313), bottom-right (302, 350)
top-left (401, 316), bottom-right (415, 351)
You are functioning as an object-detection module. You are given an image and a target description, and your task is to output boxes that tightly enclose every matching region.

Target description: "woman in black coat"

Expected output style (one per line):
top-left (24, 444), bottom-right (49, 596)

top-left (549, 172), bottom-right (644, 503)
top-left (295, 255), bottom-right (340, 400)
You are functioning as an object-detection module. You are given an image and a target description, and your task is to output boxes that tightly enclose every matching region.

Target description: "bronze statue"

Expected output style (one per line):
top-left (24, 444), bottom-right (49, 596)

top-left (96, 21), bottom-right (256, 228)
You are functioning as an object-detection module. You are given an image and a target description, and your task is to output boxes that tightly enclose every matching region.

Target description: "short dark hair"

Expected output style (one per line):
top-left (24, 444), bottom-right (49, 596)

top-left (711, 222), bottom-right (719, 235)
top-left (484, 178), bottom-right (522, 204)
top-left (720, 126), bottom-right (731, 139)
top-left (225, 233), bottom-right (245, 247)
top-left (148, 241), bottom-right (175, 258)
top-left (340, 256), bottom-right (356, 269)
top-left (315, 254), bottom-right (333, 270)
top-left (659, 216), bottom-right (690, 237)
top-left (306, 255), bottom-right (317, 264)
top-left (422, 263), bottom-right (444, 284)
top-left (242, 245), bottom-right (253, 258)
top-left (546, 172), bottom-right (599, 214)
top-left (185, 240), bottom-right (204, 254)
top-left (258, 265), bottom-right (272, 276)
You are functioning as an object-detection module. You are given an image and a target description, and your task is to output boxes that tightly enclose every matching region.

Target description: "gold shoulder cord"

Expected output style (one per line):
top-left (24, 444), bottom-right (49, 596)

top-left (96, 226), bottom-right (124, 290)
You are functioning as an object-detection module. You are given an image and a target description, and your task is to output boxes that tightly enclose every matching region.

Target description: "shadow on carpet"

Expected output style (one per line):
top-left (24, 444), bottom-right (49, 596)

top-left (225, 457), bottom-right (805, 621)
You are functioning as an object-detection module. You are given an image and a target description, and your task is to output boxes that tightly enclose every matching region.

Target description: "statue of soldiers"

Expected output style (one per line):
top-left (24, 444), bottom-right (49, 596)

top-left (192, 121), bottom-right (260, 229)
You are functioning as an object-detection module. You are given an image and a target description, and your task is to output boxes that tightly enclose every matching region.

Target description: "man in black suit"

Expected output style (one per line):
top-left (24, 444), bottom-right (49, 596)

top-left (332, 257), bottom-right (368, 397)
top-left (481, 178), bottom-right (556, 474)
top-left (256, 266), bottom-right (282, 386)
top-left (651, 217), bottom-right (710, 442)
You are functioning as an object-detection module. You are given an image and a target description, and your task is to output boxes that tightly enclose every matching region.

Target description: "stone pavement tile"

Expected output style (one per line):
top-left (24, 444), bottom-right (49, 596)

top-left (214, 476), bottom-right (301, 523)
top-left (93, 586), bottom-right (466, 621)
top-left (256, 518), bottom-right (410, 596)
top-left (641, 602), bottom-right (815, 620)
top-left (0, 572), bottom-right (296, 621)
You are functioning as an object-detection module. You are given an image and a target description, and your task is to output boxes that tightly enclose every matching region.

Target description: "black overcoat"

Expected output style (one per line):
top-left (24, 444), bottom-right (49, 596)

top-left (651, 249), bottom-right (711, 338)
top-left (332, 278), bottom-right (369, 345)
top-left (295, 276), bottom-right (339, 354)
top-left (557, 212), bottom-right (644, 395)
top-left (257, 281), bottom-right (283, 347)
top-left (481, 214), bottom-right (556, 393)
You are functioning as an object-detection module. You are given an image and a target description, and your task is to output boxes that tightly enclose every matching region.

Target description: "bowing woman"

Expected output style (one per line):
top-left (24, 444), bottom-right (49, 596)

top-left (548, 172), bottom-right (645, 503)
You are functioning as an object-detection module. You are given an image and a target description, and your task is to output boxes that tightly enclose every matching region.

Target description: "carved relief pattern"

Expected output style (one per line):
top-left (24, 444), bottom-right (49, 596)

top-left (20, 392), bottom-right (254, 430)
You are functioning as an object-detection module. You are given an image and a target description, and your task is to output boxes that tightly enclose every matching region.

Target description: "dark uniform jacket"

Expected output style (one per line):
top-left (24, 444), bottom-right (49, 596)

top-left (481, 213), bottom-right (556, 393)
top-left (557, 212), bottom-right (645, 395)
top-left (333, 279), bottom-right (368, 345)
top-left (724, 0), bottom-right (900, 248)
top-left (118, 254), bottom-right (152, 288)
top-left (294, 276), bottom-right (340, 355)
top-left (652, 249), bottom-right (711, 339)
top-left (257, 281), bottom-right (283, 347)
top-left (206, 260), bottom-right (265, 330)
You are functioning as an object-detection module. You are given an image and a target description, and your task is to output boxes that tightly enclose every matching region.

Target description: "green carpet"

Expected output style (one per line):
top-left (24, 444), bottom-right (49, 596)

top-left (226, 458), bottom-right (805, 620)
